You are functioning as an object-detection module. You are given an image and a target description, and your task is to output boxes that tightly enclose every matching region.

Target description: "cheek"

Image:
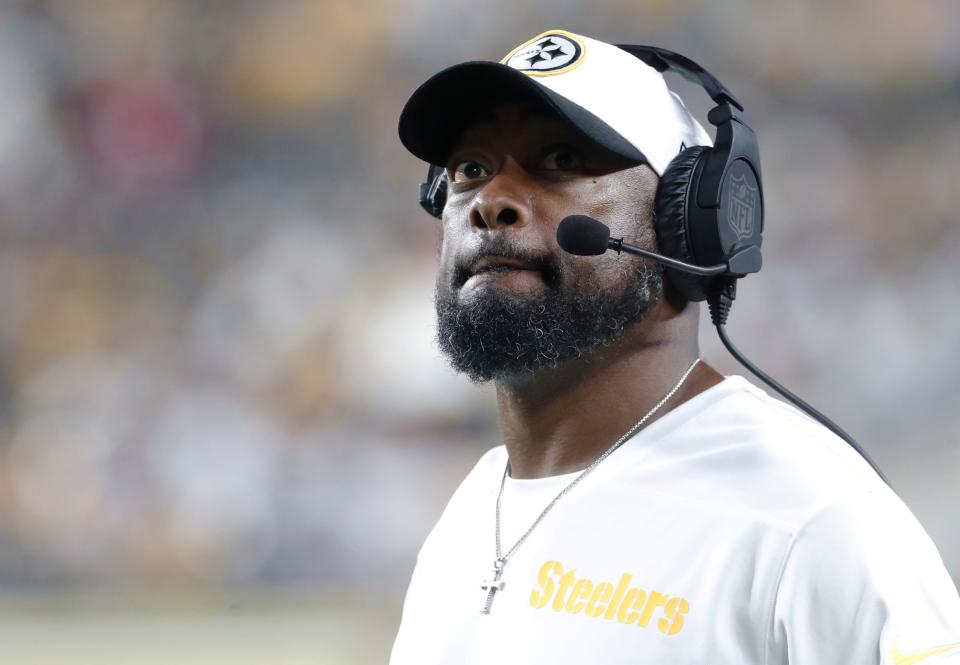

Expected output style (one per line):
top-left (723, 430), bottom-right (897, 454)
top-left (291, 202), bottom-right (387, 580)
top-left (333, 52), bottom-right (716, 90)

top-left (558, 253), bottom-right (623, 292)
top-left (437, 221), bottom-right (463, 279)
top-left (572, 181), bottom-right (627, 222)
top-left (571, 170), bottom-right (656, 243)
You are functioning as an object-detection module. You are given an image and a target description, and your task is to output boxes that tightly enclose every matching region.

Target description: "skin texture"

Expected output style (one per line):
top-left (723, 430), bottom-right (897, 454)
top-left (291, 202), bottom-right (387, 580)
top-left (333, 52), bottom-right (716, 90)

top-left (438, 101), bottom-right (725, 479)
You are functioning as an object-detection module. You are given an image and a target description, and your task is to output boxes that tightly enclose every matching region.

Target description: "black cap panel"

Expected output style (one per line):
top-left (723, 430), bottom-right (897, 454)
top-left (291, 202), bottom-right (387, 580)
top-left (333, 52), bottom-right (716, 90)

top-left (398, 62), bottom-right (644, 167)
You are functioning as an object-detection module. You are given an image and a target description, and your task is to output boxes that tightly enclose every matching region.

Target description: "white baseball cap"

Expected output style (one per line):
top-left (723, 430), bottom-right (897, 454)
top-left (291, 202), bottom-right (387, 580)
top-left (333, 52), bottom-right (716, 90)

top-left (398, 29), bottom-right (712, 175)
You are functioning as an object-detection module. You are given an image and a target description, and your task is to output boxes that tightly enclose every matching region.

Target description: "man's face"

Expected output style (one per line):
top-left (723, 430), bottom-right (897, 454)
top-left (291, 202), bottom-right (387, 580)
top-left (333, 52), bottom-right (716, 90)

top-left (433, 101), bottom-right (664, 383)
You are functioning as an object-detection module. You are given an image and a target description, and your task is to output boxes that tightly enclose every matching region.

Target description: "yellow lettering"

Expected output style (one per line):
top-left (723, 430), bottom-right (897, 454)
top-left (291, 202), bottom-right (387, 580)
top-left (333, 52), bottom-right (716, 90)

top-left (529, 560), bottom-right (562, 609)
top-left (658, 597), bottom-right (689, 636)
top-left (637, 590), bottom-right (670, 627)
top-left (603, 573), bottom-right (634, 620)
top-left (565, 579), bottom-right (593, 614)
top-left (616, 588), bottom-right (642, 624)
top-left (529, 560), bottom-right (690, 635)
top-left (585, 582), bottom-right (613, 618)
top-left (551, 569), bottom-right (578, 611)
top-left (631, 588), bottom-right (648, 623)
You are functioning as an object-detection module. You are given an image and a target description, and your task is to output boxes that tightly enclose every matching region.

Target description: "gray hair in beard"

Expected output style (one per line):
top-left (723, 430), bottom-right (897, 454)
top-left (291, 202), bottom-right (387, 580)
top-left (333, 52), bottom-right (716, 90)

top-left (433, 239), bottom-right (664, 383)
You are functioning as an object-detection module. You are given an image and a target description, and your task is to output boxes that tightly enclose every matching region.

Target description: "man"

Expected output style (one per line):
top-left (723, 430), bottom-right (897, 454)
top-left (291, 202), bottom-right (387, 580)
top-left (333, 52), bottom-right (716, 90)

top-left (389, 30), bottom-right (960, 664)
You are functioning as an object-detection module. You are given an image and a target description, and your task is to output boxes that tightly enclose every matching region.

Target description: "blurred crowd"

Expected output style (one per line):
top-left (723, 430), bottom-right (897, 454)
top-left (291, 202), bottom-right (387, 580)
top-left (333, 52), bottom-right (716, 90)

top-left (0, 0), bottom-right (957, 594)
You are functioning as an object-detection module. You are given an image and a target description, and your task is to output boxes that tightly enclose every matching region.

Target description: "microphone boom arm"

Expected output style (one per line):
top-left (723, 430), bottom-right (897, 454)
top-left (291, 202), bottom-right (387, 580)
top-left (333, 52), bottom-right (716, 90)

top-left (610, 237), bottom-right (728, 276)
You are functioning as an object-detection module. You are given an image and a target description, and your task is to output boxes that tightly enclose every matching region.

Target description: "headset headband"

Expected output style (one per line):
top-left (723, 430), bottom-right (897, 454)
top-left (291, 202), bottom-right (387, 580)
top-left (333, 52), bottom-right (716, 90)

top-left (615, 45), bottom-right (743, 111)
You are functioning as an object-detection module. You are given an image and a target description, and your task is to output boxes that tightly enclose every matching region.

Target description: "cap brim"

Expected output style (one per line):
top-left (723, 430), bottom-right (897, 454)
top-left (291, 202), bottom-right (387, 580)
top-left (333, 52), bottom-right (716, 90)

top-left (398, 62), bottom-right (645, 167)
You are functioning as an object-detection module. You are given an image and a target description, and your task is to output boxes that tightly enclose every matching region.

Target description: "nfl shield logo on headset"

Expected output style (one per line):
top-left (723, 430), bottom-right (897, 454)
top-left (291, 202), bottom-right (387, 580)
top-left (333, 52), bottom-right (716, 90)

top-left (729, 173), bottom-right (758, 240)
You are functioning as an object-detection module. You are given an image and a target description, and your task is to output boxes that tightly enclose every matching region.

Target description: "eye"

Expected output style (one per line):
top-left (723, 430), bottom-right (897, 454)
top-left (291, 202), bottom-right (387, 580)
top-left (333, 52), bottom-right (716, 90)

top-left (450, 160), bottom-right (491, 182)
top-left (541, 146), bottom-right (584, 171)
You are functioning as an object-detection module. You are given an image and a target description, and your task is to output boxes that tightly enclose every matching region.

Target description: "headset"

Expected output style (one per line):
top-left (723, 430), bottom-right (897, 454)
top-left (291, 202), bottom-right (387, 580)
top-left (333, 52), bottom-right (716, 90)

top-left (415, 45), bottom-right (891, 488)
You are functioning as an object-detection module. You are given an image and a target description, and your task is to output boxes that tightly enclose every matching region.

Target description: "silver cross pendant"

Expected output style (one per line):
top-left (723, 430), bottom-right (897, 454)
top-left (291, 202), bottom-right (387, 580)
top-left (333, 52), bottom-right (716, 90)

top-left (480, 558), bottom-right (506, 614)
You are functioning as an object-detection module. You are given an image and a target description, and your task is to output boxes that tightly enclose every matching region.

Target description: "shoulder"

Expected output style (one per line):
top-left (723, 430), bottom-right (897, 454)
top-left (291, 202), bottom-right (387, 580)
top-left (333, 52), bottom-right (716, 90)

top-left (677, 379), bottom-right (960, 660)
top-left (429, 444), bottom-right (507, 519)
top-left (766, 487), bottom-right (960, 664)
top-left (646, 374), bottom-right (896, 531)
top-left (410, 444), bottom-right (505, 562)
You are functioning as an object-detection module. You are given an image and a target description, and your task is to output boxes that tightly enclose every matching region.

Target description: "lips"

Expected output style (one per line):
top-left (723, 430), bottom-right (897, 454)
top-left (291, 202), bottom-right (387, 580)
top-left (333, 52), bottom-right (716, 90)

top-left (453, 252), bottom-right (554, 292)
top-left (468, 256), bottom-right (542, 277)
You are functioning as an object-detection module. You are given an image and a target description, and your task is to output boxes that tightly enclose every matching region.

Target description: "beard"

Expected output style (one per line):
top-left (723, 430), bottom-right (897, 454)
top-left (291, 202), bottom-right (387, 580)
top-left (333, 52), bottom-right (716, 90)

top-left (434, 242), bottom-right (664, 383)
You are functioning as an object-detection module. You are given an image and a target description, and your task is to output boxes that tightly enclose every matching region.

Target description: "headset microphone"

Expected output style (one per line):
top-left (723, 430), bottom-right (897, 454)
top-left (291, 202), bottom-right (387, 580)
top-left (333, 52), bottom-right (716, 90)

top-left (557, 215), bottom-right (728, 276)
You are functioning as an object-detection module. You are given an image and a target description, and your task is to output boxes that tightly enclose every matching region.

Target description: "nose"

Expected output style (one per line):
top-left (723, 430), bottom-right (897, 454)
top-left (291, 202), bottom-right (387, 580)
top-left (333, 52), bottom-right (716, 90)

top-left (468, 159), bottom-right (532, 231)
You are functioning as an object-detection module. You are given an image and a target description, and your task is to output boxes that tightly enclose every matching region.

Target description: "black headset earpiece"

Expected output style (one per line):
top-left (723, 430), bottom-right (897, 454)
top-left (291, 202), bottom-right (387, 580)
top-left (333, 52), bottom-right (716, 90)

top-left (653, 145), bottom-right (711, 302)
top-left (419, 163), bottom-right (448, 219)
top-left (617, 44), bottom-right (764, 303)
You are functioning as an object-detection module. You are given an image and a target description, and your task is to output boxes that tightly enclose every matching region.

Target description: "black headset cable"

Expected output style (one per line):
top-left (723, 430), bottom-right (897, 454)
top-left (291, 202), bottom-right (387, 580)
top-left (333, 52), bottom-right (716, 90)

top-left (708, 285), bottom-right (892, 489)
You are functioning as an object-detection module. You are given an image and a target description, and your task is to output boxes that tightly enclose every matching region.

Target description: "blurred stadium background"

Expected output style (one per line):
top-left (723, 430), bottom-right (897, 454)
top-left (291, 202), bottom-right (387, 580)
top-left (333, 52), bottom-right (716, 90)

top-left (0, 0), bottom-right (957, 662)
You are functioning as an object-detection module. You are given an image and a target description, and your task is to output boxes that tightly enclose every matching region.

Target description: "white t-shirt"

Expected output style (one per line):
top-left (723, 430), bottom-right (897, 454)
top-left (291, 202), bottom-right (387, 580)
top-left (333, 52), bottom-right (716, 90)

top-left (389, 375), bottom-right (960, 665)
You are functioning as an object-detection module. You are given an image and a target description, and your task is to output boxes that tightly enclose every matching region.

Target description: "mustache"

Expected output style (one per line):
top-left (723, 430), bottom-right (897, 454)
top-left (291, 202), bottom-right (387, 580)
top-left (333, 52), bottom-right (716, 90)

top-left (452, 236), bottom-right (561, 289)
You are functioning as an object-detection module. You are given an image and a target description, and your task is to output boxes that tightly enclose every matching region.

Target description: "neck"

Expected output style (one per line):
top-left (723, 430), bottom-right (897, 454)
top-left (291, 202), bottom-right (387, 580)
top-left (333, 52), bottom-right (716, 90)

top-left (493, 303), bottom-right (724, 479)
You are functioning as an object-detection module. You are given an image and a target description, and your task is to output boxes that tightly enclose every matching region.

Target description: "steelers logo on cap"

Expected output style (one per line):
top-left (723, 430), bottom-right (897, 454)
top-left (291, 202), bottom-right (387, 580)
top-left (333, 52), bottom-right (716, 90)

top-left (501, 30), bottom-right (585, 76)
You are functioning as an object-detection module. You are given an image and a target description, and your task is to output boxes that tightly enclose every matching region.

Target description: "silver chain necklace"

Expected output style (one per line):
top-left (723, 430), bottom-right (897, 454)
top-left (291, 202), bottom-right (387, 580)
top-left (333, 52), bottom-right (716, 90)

top-left (479, 358), bottom-right (700, 614)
